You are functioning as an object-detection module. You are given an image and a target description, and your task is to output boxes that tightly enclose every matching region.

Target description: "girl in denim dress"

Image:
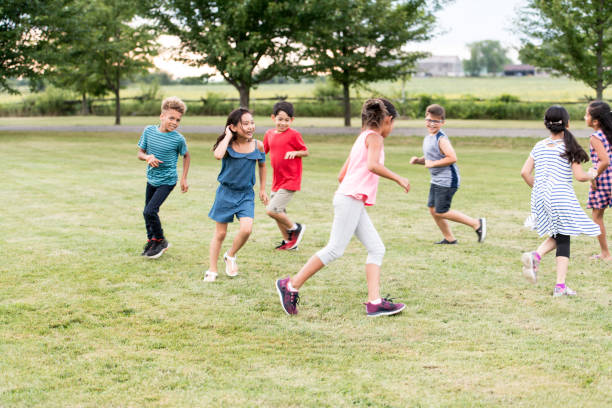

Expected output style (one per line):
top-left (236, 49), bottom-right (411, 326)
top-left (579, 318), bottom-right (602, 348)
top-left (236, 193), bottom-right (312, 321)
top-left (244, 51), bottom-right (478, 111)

top-left (204, 108), bottom-right (269, 282)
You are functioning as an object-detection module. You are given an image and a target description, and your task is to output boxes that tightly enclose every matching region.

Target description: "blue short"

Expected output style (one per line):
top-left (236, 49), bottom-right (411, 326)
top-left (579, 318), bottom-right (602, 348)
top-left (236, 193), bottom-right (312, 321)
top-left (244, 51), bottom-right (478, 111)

top-left (208, 184), bottom-right (255, 223)
top-left (427, 184), bottom-right (457, 214)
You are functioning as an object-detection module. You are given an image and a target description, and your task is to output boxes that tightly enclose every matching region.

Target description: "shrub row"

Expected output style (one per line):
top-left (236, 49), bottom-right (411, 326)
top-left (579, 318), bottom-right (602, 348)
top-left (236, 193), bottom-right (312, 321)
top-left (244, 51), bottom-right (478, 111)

top-left (0, 89), bottom-right (587, 120)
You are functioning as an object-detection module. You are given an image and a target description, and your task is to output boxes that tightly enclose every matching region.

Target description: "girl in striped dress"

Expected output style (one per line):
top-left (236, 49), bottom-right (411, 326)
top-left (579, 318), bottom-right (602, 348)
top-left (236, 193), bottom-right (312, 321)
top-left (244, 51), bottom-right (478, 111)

top-left (520, 105), bottom-right (599, 297)
top-left (585, 101), bottom-right (612, 261)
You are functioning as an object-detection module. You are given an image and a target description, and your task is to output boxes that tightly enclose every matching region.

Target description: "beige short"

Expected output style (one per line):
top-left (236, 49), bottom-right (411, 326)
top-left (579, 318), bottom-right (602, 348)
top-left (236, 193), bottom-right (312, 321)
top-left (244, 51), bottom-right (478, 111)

top-left (266, 189), bottom-right (295, 213)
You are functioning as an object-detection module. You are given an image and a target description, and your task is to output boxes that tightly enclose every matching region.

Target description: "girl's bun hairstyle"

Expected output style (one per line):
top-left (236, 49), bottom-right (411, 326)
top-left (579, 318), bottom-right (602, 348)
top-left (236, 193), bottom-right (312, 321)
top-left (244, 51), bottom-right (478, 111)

top-left (544, 105), bottom-right (589, 164)
top-left (361, 98), bottom-right (396, 128)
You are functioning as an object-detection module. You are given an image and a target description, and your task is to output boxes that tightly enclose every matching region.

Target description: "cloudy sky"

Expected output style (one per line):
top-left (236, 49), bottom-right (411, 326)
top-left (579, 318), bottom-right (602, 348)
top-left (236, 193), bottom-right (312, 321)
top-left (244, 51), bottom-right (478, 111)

top-left (154, 0), bottom-right (529, 78)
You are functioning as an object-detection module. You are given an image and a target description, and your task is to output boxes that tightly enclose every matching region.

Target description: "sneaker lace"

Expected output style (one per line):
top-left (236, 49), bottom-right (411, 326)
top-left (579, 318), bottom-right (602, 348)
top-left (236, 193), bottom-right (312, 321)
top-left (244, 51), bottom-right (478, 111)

top-left (288, 291), bottom-right (300, 306)
top-left (381, 294), bottom-right (395, 305)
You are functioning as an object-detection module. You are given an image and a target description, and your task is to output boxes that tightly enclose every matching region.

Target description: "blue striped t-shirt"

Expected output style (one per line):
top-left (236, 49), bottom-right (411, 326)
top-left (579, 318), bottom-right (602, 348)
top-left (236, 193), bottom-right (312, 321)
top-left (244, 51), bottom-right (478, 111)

top-left (138, 125), bottom-right (188, 186)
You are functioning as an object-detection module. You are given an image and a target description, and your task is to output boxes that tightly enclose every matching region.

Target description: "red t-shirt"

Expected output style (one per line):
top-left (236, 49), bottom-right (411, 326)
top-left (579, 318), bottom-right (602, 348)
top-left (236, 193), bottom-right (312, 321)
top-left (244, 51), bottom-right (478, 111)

top-left (263, 128), bottom-right (307, 192)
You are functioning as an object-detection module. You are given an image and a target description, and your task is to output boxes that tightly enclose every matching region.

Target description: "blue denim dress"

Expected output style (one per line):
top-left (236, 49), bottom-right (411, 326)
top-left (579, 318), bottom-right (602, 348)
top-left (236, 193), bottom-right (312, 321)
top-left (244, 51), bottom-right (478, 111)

top-left (208, 142), bottom-right (265, 223)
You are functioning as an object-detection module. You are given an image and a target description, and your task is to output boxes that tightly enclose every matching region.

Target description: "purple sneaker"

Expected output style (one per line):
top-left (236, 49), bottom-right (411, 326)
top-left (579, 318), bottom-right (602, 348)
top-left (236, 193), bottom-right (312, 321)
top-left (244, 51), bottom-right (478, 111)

top-left (364, 296), bottom-right (405, 317)
top-left (276, 277), bottom-right (299, 315)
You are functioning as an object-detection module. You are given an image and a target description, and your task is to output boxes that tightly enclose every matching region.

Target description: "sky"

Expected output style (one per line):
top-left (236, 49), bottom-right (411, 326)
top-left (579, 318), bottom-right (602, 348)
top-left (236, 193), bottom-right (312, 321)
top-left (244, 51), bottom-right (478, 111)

top-left (153, 0), bottom-right (529, 78)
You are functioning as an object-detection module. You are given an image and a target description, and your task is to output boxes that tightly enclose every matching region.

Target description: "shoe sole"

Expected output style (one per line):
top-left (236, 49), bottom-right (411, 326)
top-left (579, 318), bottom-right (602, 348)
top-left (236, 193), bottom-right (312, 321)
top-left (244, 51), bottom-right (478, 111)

top-left (287, 225), bottom-right (306, 250)
top-left (146, 243), bottom-right (171, 259)
top-left (367, 303), bottom-right (406, 317)
top-left (521, 252), bottom-right (537, 283)
top-left (478, 218), bottom-right (487, 243)
top-left (275, 279), bottom-right (293, 315)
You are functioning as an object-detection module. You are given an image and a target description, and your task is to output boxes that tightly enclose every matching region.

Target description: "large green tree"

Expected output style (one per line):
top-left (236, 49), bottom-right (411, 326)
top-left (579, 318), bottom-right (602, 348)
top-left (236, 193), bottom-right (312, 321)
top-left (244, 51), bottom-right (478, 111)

top-left (462, 40), bottom-right (511, 77)
top-left (516, 0), bottom-right (612, 100)
top-left (43, 0), bottom-right (156, 123)
top-left (0, 0), bottom-right (71, 93)
top-left (151, 0), bottom-right (308, 108)
top-left (301, 0), bottom-right (441, 126)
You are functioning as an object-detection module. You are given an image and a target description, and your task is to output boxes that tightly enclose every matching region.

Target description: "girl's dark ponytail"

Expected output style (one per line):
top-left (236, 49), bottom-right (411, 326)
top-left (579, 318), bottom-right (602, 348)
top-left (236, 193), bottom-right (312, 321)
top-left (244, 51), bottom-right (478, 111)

top-left (213, 107), bottom-right (251, 152)
top-left (544, 105), bottom-right (589, 164)
top-left (588, 101), bottom-right (612, 145)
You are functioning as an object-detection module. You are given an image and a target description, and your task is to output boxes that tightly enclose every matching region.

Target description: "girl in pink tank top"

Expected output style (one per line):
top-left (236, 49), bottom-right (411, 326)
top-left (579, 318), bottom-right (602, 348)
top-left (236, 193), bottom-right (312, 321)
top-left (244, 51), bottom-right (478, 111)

top-left (275, 99), bottom-right (411, 317)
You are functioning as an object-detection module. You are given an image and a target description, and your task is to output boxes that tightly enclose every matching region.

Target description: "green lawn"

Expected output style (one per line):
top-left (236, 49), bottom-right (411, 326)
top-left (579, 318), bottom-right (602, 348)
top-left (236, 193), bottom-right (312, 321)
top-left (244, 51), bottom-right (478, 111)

top-left (0, 115), bottom-right (590, 130)
top-left (1, 131), bottom-right (610, 407)
top-left (2, 76), bottom-right (610, 104)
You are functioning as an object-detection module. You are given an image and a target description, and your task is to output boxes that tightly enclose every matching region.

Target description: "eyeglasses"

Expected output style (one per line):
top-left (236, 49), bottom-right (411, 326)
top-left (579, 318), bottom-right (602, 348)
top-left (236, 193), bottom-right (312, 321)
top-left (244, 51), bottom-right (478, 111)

top-left (425, 118), bottom-right (443, 124)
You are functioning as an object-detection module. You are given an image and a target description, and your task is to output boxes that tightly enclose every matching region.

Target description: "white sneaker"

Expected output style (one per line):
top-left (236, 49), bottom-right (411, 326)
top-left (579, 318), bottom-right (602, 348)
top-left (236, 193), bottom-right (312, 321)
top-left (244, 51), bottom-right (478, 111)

top-left (553, 285), bottom-right (577, 297)
top-left (521, 252), bottom-right (539, 283)
top-left (223, 252), bottom-right (238, 277)
top-left (203, 270), bottom-right (217, 282)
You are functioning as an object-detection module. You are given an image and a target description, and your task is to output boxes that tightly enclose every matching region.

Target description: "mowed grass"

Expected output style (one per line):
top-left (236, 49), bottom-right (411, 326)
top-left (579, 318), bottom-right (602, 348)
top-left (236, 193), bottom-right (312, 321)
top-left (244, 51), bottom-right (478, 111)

top-left (0, 131), bottom-right (610, 407)
top-left (0, 115), bottom-right (590, 130)
top-left (2, 76), bottom-right (610, 104)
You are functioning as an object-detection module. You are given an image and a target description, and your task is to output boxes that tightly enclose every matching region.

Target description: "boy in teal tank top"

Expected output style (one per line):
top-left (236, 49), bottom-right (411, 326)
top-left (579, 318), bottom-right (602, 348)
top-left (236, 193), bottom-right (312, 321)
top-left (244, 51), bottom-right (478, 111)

top-left (137, 97), bottom-right (191, 258)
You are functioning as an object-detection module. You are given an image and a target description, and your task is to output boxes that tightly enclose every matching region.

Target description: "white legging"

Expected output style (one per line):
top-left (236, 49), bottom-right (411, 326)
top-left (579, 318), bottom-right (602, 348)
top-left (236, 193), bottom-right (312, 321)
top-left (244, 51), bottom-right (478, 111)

top-left (316, 193), bottom-right (385, 266)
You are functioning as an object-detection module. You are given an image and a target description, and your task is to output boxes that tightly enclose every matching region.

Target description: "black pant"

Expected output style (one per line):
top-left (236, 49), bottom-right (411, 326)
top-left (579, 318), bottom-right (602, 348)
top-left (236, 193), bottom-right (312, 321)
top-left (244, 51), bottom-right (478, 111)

top-left (554, 234), bottom-right (570, 258)
top-left (144, 183), bottom-right (175, 240)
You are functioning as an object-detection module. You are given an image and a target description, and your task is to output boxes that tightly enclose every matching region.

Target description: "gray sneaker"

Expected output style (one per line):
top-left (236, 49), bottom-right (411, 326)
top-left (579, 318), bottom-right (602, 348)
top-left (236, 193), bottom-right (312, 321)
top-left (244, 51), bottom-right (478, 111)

top-left (521, 251), bottom-right (539, 283)
top-left (553, 285), bottom-right (577, 297)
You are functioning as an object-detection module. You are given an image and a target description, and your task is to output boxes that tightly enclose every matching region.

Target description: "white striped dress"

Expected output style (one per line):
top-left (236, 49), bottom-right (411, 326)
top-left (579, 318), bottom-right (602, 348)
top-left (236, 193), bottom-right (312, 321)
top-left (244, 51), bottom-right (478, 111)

top-left (530, 138), bottom-right (600, 237)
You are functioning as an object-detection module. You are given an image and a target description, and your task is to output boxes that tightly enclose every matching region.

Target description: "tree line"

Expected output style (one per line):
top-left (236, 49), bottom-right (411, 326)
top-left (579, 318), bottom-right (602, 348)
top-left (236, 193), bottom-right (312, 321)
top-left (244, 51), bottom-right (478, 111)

top-left (1, 0), bottom-right (610, 126)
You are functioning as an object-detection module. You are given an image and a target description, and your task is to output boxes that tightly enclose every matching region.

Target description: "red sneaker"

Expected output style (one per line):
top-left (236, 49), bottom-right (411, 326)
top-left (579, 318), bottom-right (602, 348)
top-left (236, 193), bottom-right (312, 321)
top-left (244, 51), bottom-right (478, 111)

top-left (284, 223), bottom-right (305, 250)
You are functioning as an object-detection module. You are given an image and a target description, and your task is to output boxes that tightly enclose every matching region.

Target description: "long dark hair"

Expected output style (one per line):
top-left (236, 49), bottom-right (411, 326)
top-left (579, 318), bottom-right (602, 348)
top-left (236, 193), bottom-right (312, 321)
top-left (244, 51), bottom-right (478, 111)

top-left (361, 98), bottom-right (397, 129)
top-left (588, 101), bottom-right (612, 145)
top-left (544, 105), bottom-right (589, 164)
top-left (212, 107), bottom-right (251, 151)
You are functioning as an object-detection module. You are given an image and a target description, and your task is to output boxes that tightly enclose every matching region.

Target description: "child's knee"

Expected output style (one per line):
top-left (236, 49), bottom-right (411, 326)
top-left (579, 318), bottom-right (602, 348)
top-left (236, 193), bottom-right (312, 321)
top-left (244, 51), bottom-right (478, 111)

top-left (366, 243), bottom-right (385, 265)
top-left (214, 229), bottom-right (227, 241)
top-left (433, 209), bottom-right (449, 217)
top-left (240, 225), bottom-right (253, 236)
top-left (266, 208), bottom-right (280, 217)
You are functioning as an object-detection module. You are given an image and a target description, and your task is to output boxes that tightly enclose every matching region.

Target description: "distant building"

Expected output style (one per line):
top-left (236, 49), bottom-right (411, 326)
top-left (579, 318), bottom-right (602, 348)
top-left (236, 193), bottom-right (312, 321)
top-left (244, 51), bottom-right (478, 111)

top-left (503, 64), bottom-right (536, 76)
top-left (416, 56), bottom-right (464, 77)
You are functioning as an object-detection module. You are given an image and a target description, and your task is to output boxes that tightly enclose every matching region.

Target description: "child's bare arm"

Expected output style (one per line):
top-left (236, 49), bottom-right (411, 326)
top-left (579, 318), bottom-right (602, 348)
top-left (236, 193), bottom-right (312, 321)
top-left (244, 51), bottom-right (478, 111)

top-left (284, 149), bottom-right (309, 159)
top-left (521, 156), bottom-right (535, 187)
top-left (572, 162), bottom-right (597, 182)
top-left (138, 148), bottom-right (163, 167)
top-left (425, 138), bottom-right (457, 168)
top-left (338, 156), bottom-right (350, 183)
top-left (257, 141), bottom-right (269, 204)
top-left (366, 133), bottom-right (410, 192)
top-left (409, 156), bottom-right (425, 165)
top-left (180, 152), bottom-right (190, 193)
top-left (213, 127), bottom-right (233, 160)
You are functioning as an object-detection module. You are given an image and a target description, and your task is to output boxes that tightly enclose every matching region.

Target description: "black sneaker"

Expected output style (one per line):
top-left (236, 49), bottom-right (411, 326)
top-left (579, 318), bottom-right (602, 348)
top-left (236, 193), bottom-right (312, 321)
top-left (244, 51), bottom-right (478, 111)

top-left (476, 218), bottom-right (487, 243)
top-left (435, 238), bottom-right (457, 244)
top-left (275, 240), bottom-right (288, 250)
top-left (146, 239), bottom-right (170, 259)
top-left (141, 239), bottom-right (154, 256)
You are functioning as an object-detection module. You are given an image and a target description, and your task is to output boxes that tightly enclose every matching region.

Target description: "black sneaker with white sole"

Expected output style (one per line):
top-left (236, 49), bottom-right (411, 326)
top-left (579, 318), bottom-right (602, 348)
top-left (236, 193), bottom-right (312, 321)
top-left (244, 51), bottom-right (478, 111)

top-left (141, 239), bottom-right (154, 256)
top-left (146, 239), bottom-right (170, 259)
top-left (476, 218), bottom-right (487, 243)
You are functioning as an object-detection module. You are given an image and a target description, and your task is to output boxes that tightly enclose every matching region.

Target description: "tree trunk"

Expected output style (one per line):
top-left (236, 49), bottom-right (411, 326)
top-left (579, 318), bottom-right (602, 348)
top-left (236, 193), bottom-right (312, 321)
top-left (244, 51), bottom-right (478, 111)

top-left (343, 82), bottom-right (351, 127)
top-left (81, 93), bottom-right (89, 115)
top-left (238, 85), bottom-right (250, 108)
top-left (114, 71), bottom-right (121, 125)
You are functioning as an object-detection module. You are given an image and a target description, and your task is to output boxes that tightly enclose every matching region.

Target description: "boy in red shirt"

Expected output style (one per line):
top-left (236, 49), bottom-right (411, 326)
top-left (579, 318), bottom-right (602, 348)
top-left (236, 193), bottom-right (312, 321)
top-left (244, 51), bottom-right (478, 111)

top-left (264, 101), bottom-right (309, 250)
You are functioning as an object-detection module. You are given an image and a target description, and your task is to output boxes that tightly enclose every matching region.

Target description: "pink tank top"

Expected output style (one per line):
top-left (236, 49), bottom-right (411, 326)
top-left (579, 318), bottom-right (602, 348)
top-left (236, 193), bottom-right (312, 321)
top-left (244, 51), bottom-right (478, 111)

top-left (336, 130), bottom-right (384, 206)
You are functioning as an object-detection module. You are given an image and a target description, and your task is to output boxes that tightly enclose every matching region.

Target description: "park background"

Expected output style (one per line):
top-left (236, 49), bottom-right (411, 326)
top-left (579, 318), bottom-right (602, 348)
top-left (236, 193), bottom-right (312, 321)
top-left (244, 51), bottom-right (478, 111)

top-left (1, 0), bottom-right (611, 407)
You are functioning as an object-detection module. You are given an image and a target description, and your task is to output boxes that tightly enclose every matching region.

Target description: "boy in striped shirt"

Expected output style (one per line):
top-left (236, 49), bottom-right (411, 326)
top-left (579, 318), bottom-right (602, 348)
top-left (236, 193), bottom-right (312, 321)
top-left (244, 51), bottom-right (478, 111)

top-left (137, 97), bottom-right (190, 258)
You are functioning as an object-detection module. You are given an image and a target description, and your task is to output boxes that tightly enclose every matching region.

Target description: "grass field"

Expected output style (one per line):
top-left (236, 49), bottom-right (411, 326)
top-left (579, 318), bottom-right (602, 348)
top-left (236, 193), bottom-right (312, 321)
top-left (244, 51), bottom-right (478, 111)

top-left (2, 76), bottom-right (610, 104)
top-left (0, 115), bottom-right (591, 130)
top-left (1, 131), bottom-right (611, 407)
